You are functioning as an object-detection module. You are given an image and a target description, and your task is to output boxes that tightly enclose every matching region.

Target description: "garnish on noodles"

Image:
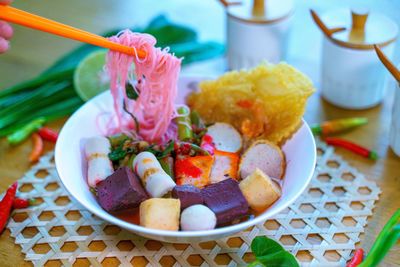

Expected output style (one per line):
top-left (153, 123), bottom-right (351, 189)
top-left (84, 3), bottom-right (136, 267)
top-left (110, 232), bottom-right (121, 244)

top-left (106, 30), bottom-right (182, 143)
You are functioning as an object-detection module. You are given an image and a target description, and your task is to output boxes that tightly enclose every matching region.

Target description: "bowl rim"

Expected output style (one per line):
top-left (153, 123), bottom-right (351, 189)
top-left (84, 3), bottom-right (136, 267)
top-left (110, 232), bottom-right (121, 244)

top-left (55, 76), bottom-right (316, 238)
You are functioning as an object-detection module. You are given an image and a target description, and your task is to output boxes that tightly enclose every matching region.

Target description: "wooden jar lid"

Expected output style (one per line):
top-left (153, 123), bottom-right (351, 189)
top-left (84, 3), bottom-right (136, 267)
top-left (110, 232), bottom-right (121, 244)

top-left (227, 0), bottom-right (293, 24)
top-left (322, 8), bottom-right (398, 50)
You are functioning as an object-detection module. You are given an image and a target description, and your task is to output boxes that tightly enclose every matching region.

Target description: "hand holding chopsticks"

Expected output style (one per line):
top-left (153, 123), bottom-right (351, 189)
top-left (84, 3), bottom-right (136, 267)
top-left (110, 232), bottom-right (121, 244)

top-left (0, 0), bottom-right (13, 53)
top-left (0, 4), bottom-right (146, 58)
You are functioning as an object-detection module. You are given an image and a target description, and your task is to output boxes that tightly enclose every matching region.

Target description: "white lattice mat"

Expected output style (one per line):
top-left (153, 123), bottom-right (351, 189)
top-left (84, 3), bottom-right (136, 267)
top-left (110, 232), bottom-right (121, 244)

top-left (5, 139), bottom-right (380, 267)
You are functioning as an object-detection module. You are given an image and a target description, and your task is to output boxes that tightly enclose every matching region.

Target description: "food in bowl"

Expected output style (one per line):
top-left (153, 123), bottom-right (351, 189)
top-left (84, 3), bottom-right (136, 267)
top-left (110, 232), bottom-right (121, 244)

top-left (82, 30), bottom-right (315, 232)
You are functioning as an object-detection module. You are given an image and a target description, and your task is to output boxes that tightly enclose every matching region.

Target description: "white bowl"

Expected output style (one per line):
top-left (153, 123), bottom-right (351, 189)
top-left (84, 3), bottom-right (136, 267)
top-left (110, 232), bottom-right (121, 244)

top-left (55, 75), bottom-right (316, 243)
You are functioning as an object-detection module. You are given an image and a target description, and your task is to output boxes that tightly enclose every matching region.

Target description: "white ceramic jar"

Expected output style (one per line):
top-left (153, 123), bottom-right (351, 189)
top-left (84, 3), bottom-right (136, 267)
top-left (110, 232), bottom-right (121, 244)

top-left (390, 83), bottom-right (400, 156)
top-left (224, 0), bottom-right (293, 70)
top-left (316, 9), bottom-right (398, 109)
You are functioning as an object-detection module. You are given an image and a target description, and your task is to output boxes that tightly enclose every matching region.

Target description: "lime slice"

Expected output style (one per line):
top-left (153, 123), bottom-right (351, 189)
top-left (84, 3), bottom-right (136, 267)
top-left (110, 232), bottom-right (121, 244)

top-left (74, 50), bottom-right (109, 101)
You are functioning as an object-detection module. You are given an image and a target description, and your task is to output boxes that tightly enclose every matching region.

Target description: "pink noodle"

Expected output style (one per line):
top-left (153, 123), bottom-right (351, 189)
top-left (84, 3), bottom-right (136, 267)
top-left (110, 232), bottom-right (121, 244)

top-left (105, 30), bottom-right (182, 143)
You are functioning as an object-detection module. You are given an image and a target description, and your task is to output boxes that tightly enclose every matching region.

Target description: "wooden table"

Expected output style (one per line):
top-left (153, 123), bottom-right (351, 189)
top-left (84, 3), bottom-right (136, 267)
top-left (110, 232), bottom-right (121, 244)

top-left (0, 0), bottom-right (399, 266)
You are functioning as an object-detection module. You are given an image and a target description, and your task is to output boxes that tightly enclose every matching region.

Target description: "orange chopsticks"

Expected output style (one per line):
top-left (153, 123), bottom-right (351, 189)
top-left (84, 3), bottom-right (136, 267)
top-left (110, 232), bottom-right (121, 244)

top-left (0, 5), bottom-right (146, 58)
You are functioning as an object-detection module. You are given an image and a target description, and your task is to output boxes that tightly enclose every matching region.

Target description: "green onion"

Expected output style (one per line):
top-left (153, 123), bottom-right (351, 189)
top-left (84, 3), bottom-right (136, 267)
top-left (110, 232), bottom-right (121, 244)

top-left (159, 157), bottom-right (174, 179)
top-left (175, 106), bottom-right (193, 141)
top-left (0, 68), bottom-right (74, 98)
top-left (0, 97), bottom-right (82, 138)
top-left (7, 117), bottom-right (46, 145)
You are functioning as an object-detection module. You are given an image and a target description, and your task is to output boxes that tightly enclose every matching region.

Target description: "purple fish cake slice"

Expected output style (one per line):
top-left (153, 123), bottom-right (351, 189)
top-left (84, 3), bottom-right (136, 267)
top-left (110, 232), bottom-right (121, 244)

top-left (97, 166), bottom-right (148, 212)
top-left (172, 185), bottom-right (203, 210)
top-left (202, 178), bottom-right (249, 225)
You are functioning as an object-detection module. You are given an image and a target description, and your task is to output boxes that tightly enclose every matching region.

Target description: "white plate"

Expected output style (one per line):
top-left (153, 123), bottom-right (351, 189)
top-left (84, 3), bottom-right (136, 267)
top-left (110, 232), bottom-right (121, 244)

top-left (55, 75), bottom-right (316, 243)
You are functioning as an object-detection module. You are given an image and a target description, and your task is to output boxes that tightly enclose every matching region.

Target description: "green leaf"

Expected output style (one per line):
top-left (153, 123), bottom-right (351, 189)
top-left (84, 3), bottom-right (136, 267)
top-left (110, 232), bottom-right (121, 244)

top-left (126, 83), bottom-right (139, 100)
top-left (257, 251), bottom-right (299, 267)
top-left (249, 237), bottom-right (299, 267)
top-left (170, 41), bottom-right (224, 64)
top-left (108, 147), bottom-right (127, 161)
top-left (251, 236), bottom-right (285, 258)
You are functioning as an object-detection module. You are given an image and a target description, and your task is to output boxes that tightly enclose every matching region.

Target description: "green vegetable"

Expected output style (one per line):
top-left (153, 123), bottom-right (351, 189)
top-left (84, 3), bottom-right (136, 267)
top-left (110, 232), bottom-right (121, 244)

top-left (146, 140), bottom-right (175, 159)
top-left (127, 154), bottom-right (137, 168)
top-left (126, 83), bottom-right (139, 100)
top-left (175, 106), bottom-right (193, 141)
top-left (248, 236), bottom-right (299, 267)
top-left (7, 117), bottom-right (46, 145)
top-left (188, 143), bottom-right (210, 156)
top-left (190, 110), bottom-right (202, 128)
top-left (108, 133), bottom-right (130, 148)
top-left (159, 156), bottom-right (174, 179)
top-left (0, 97), bottom-right (82, 138)
top-left (359, 209), bottom-right (400, 267)
top-left (169, 41), bottom-right (224, 64)
top-left (108, 147), bottom-right (127, 162)
top-left (0, 68), bottom-right (74, 98)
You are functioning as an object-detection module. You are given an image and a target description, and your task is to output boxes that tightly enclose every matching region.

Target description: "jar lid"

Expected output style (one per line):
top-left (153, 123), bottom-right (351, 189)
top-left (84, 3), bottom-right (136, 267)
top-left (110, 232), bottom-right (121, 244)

top-left (322, 8), bottom-right (398, 49)
top-left (227, 0), bottom-right (293, 24)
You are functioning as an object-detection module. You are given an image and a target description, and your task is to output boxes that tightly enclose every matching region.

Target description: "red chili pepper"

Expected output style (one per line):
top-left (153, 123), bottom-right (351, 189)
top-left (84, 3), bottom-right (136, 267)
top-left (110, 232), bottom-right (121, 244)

top-left (29, 133), bottom-right (44, 163)
top-left (324, 137), bottom-right (378, 160)
top-left (13, 198), bottom-right (32, 209)
top-left (38, 127), bottom-right (58, 143)
top-left (0, 182), bottom-right (18, 234)
top-left (346, 248), bottom-right (364, 267)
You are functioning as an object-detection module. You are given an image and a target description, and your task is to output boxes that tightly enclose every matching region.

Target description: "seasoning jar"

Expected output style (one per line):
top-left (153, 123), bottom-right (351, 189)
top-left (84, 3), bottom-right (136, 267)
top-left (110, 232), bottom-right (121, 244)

top-left (390, 83), bottom-right (400, 156)
top-left (312, 8), bottom-right (398, 109)
top-left (221, 0), bottom-right (294, 70)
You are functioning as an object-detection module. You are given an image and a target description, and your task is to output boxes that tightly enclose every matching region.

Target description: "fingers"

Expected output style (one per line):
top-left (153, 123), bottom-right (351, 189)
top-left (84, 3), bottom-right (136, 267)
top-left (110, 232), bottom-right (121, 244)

top-left (0, 0), bottom-right (13, 5)
top-left (0, 21), bottom-right (13, 39)
top-left (0, 37), bottom-right (9, 53)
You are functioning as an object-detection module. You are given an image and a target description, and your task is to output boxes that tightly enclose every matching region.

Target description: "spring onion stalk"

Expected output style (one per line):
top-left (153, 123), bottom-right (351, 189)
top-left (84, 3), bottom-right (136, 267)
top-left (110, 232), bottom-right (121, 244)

top-left (0, 68), bottom-right (74, 98)
top-left (0, 80), bottom-right (72, 118)
top-left (175, 106), bottom-right (193, 141)
top-left (190, 110), bottom-right (202, 128)
top-left (7, 117), bottom-right (46, 145)
top-left (0, 87), bottom-right (75, 129)
top-left (358, 209), bottom-right (400, 267)
top-left (0, 97), bottom-right (82, 138)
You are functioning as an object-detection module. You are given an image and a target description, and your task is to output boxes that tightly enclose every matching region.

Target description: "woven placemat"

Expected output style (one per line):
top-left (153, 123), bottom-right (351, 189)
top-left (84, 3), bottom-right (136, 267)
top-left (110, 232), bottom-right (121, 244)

top-left (5, 139), bottom-right (380, 267)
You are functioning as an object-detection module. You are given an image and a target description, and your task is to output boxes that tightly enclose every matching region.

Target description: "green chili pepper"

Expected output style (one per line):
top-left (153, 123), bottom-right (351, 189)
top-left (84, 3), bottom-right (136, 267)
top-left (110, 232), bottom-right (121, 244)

top-left (7, 117), bottom-right (46, 145)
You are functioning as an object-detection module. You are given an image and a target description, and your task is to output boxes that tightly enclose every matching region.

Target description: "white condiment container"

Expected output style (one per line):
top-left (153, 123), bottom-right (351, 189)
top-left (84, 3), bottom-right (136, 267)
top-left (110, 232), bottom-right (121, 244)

top-left (313, 9), bottom-right (398, 109)
top-left (222, 0), bottom-right (294, 70)
top-left (390, 83), bottom-right (400, 156)
top-left (374, 46), bottom-right (400, 157)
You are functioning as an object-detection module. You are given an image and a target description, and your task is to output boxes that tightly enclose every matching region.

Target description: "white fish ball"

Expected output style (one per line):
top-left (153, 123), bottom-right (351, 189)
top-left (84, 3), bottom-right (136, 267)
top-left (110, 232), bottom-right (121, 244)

top-left (180, 205), bottom-right (217, 231)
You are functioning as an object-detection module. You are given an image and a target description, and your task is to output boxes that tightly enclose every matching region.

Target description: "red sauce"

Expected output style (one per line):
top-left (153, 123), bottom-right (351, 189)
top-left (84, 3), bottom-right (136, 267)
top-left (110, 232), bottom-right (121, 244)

top-left (112, 208), bottom-right (140, 225)
top-left (175, 158), bottom-right (202, 178)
